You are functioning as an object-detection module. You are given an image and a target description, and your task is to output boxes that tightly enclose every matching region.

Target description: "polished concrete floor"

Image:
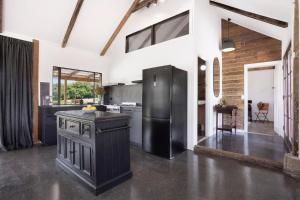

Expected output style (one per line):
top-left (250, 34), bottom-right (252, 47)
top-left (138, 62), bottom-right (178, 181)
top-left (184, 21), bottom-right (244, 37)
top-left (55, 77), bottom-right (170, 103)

top-left (0, 146), bottom-right (299, 200)
top-left (248, 121), bottom-right (275, 135)
top-left (197, 132), bottom-right (287, 162)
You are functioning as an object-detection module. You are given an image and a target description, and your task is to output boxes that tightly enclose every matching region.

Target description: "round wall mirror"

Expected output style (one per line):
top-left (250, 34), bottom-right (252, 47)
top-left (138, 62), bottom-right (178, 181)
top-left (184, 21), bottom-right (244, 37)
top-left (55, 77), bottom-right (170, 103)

top-left (213, 57), bottom-right (220, 97)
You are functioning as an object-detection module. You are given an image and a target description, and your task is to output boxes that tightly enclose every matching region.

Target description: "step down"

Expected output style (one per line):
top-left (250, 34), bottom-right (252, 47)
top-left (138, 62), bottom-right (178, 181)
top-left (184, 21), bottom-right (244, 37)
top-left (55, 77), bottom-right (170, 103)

top-left (194, 145), bottom-right (283, 171)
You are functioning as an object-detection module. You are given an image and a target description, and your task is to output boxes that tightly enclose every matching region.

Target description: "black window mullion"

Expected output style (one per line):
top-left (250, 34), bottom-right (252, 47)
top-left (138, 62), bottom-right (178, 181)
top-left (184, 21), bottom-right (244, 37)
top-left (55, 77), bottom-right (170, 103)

top-left (151, 25), bottom-right (156, 45)
top-left (93, 72), bottom-right (96, 104)
top-left (58, 67), bottom-right (61, 105)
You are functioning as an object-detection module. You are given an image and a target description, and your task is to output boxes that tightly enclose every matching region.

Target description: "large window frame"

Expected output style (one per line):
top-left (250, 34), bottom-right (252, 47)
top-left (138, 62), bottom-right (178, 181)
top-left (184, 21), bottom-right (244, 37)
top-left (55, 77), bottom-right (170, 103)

top-left (126, 10), bottom-right (189, 53)
top-left (52, 66), bottom-right (102, 105)
top-left (283, 43), bottom-right (293, 152)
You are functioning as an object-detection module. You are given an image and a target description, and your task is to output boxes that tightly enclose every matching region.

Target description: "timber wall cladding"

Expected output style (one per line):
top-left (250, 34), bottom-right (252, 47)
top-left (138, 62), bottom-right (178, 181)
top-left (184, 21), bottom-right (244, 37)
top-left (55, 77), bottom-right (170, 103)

top-left (293, 0), bottom-right (299, 154)
top-left (221, 19), bottom-right (282, 129)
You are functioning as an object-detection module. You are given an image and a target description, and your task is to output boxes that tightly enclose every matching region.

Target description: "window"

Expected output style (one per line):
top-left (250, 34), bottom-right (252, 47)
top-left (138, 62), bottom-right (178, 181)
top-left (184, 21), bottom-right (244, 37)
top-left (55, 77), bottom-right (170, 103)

top-left (126, 11), bottom-right (189, 53)
top-left (126, 27), bottom-right (152, 52)
top-left (52, 67), bottom-right (102, 105)
top-left (154, 12), bottom-right (189, 44)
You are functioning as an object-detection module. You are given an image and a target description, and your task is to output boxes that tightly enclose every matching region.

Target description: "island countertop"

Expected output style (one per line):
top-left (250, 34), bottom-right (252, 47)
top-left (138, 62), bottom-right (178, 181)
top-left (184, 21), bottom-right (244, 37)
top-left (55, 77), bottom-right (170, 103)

top-left (55, 110), bottom-right (129, 122)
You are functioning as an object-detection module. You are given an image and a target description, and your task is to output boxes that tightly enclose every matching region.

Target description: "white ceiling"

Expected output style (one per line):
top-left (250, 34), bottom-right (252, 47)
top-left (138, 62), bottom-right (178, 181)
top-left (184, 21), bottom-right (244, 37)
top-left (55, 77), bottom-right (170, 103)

top-left (3, 0), bottom-right (293, 53)
top-left (212, 0), bottom-right (293, 40)
top-left (3, 0), bottom-right (133, 53)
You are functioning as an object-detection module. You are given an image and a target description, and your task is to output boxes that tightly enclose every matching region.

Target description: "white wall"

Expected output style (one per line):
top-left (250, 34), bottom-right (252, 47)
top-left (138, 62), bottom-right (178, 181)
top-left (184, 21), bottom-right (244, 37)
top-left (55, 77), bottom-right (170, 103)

top-left (248, 69), bottom-right (275, 121)
top-left (194, 0), bottom-right (222, 138)
top-left (106, 0), bottom-right (221, 150)
top-left (107, 0), bottom-right (196, 149)
top-left (274, 62), bottom-right (284, 137)
top-left (0, 32), bottom-right (110, 103)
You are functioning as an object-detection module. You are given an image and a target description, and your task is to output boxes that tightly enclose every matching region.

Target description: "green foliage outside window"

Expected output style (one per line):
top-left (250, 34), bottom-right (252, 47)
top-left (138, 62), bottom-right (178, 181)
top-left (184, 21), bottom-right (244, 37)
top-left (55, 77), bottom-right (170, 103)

top-left (67, 82), bottom-right (94, 99)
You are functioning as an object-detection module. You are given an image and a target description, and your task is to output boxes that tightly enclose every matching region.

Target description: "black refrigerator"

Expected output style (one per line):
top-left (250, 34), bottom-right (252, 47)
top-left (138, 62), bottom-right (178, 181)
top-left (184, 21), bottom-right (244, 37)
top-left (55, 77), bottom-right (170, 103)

top-left (142, 65), bottom-right (187, 159)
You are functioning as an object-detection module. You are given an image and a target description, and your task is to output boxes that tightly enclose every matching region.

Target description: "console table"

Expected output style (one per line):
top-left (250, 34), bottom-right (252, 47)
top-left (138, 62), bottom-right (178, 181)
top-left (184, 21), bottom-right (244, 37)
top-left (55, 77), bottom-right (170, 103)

top-left (215, 105), bottom-right (238, 137)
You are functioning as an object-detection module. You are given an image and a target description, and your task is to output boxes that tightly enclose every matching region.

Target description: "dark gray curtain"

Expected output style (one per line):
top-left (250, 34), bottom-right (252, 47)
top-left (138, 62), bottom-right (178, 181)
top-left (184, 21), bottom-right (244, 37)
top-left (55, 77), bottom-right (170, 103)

top-left (0, 36), bottom-right (33, 150)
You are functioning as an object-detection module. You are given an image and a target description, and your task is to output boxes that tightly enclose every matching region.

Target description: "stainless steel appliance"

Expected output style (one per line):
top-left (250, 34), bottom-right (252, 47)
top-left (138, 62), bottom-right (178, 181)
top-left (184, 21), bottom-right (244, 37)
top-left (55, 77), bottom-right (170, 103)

top-left (142, 65), bottom-right (187, 159)
top-left (105, 105), bottom-right (121, 113)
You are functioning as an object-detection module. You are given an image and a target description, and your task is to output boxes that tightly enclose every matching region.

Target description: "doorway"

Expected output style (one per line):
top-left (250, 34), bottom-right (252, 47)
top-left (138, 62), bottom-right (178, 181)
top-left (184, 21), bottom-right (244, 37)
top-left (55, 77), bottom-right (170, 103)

top-left (198, 57), bottom-right (206, 142)
top-left (247, 66), bottom-right (275, 135)
top-left (244, 61), bottom-right (282, 136)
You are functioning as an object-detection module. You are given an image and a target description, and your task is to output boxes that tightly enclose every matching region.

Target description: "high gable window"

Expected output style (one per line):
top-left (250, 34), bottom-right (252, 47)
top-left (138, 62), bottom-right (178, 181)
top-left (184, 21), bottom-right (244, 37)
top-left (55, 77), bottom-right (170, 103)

top-left (126, 11), bottom-right (189, 53)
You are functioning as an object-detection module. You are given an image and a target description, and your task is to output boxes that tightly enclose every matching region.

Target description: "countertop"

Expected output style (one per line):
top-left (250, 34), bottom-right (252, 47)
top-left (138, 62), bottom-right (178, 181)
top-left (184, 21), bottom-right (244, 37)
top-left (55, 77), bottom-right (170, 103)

top-left (39, 104), bottom-right (103, 108)
top-left (55, 110), bottom-right (129, 122)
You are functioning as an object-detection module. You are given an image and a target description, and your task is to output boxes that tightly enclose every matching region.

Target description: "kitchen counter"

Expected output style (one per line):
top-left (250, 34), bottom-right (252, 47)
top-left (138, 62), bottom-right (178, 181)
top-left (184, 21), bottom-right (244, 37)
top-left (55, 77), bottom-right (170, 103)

top-left (56, 110), bottom-right (129, 122)
top-left (55, 110), bottom-right (132, 195)
top-left (39, 105), bottom-right (107, 146)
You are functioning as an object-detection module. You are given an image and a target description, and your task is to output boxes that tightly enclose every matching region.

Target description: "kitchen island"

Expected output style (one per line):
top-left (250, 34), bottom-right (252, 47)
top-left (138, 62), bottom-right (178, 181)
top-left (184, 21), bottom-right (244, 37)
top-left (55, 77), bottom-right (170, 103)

top-left (55, 110), bottom-right (132, 195)
top-left (39, 105), bottom-right (106, 145)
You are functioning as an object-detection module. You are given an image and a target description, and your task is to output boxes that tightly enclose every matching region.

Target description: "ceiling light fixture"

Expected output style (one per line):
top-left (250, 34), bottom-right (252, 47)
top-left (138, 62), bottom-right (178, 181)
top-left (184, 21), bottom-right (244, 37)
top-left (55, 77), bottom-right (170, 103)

top-left (222, 18), bottom-right (235, 53)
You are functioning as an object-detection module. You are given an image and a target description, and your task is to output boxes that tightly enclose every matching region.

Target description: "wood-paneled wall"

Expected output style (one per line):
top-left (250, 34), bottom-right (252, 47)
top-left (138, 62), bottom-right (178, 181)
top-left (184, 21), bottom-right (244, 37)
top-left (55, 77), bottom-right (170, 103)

top-left (222, 19), bottom-right (282, 129)
top-left (32, 40), bottom-right (39, 144)
top-left (293, 0), bottom-right (299, 154)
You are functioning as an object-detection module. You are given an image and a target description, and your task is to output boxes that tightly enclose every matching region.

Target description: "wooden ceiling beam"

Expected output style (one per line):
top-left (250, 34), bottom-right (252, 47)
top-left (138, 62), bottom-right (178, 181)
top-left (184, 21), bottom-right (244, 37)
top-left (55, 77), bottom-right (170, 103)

top-left (67, 70), bottom-right (79, 78)
top-left (0, 0), bottom-right (3, 33)
top-left (132, 0), bottom-right (157, 12)
top-left (100, 0), bottom-right (141, 56)
top-left (209, 0), bottom-right (288, 28)
top-left (62, 0), bottom-right (85, 48)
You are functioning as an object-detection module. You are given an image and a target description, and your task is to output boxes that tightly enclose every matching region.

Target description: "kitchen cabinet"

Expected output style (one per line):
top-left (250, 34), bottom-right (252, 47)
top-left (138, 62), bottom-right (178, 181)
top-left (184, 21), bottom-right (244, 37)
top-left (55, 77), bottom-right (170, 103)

top-left (39, 105), bottom-right (106, 145)
top-left (56, 110), bottom-right (132, 195)
top-left (121, 106), bottom-right (142, 148)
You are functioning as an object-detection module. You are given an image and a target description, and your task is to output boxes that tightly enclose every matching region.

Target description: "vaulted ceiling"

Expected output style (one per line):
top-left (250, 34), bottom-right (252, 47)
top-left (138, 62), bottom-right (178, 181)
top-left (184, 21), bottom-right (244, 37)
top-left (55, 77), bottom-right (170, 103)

top-left (212, 0), bottom-right (292, 40)
top-left (2, 0), bottom-right (293, 54)
top-left (3, 0), bottom-right (133, 52)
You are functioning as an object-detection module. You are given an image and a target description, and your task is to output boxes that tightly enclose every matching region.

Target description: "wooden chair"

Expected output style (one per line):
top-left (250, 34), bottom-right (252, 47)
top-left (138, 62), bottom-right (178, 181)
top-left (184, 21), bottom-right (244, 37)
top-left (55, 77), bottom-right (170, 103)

top-left (255, 102), bottom-right (269, 123)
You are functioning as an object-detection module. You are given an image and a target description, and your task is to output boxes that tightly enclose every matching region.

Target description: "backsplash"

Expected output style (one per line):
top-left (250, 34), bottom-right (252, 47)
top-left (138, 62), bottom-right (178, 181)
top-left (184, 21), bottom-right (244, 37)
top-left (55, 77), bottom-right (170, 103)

top-left (104, 84), bottom-right (142, 105)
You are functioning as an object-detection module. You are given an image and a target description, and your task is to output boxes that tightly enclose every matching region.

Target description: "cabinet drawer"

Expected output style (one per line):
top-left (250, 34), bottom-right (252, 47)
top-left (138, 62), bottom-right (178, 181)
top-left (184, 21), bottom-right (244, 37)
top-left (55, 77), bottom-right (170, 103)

top-left (81, 123), bottom-right (92, 138)
top-left (66, 120), bottom-right (80, 135)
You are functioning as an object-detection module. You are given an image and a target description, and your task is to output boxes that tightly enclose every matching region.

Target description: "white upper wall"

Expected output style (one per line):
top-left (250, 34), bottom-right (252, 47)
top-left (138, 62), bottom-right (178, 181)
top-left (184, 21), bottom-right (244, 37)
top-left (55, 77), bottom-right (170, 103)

top-left (106, 0), bottom-right (221, 149)
top-left (2, 0), bottom-right (293, 55)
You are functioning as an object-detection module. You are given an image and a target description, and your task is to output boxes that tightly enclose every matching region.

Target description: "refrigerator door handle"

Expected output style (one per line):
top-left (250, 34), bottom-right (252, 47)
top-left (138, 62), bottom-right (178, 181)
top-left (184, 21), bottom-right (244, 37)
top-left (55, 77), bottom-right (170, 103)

top-left (153, 74), bottom-right (157, 87)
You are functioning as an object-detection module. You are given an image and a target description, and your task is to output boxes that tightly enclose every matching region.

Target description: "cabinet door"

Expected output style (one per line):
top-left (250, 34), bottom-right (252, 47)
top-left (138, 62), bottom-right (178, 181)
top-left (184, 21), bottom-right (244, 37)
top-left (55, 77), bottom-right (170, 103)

top-left (133, 110), bottom-right (142, 146)
top-left (57, 135), bottom-right (65, 158)
top-left (72, 141), bottom-right (81, 170)
top-left (65, 138), bottom-right (72, 163)
top-left (123, 110), bottom-right (134, 143)
top-left (81, 144), bottom-right (93, 177)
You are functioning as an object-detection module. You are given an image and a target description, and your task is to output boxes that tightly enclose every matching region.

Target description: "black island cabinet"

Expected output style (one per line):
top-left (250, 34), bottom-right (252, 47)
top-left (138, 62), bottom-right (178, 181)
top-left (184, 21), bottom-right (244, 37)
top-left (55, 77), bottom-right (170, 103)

top-left (55, 110), bottom-right (132, 195)
top-left (39, 105), bottom-right (107, 146)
